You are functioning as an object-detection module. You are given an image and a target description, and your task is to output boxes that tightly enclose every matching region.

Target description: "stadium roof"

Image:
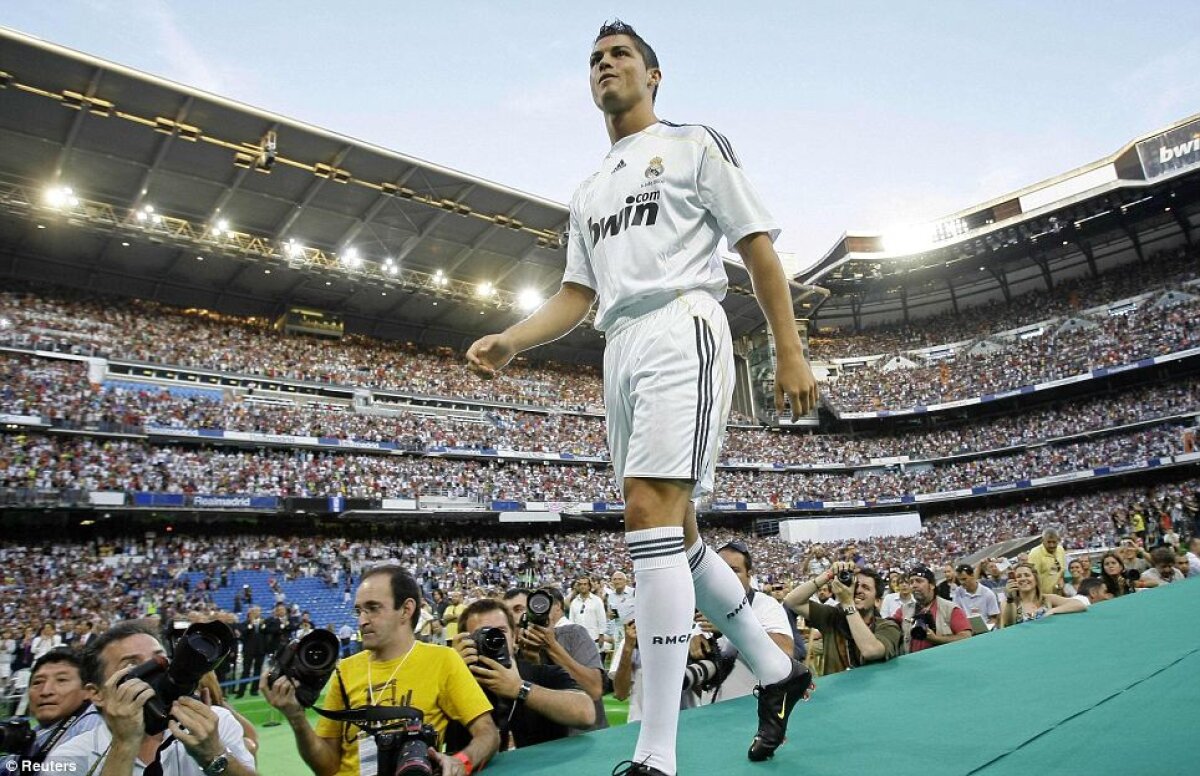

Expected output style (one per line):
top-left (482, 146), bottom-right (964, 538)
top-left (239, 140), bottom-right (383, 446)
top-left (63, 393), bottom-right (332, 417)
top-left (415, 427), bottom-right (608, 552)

top-left (0, 27), bottom-right (793, 363)
top-left (802, 112), bottom-right (1200, 330)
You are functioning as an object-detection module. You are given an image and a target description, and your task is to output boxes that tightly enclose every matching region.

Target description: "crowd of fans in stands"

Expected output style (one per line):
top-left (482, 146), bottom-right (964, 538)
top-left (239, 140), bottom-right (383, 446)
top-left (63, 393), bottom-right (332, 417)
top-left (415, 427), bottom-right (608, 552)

top-left (0, 418), bottom-right (1184, 504)
top-left (809, 244), bottom-right (1198, 359)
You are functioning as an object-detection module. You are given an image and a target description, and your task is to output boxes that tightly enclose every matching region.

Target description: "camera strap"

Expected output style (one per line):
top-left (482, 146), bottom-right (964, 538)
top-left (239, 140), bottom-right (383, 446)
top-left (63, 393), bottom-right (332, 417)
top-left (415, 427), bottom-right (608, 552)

top-left (28, 702), bottom-right (95, 764)
top-left (314, 704), bottom-right (424, 725)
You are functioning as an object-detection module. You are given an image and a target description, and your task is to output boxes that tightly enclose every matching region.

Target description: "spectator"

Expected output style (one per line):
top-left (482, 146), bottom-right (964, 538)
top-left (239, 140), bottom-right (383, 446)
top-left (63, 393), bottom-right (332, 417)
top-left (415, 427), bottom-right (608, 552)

top-left (450, 598), bottom-right (594, 749)
top-left (262, 565), bottom-right (498, 776)
top-left (566, 576), bottom-right (607, 647)
top-left (1138, 546), bottom-right (1188, 587)
top-left (1098, 552), bottom-right (1138, 598)
top-left (950, 563), bottom-right (1001, 630)
top-left (233, 607), bottom-right (267, 699)
top-left (783, 562), bottom-right (900, 676)
top-left (1074, 577), bottom-right (1110, 606)
top-left (1027, 528), bottom-right (1067, 596)
top-left (1000, 563), bottom-right (1087, 626)
top-left (892, 566), bottom-right (973, 654)
top-left (45, 622), bottom-right (256, 776)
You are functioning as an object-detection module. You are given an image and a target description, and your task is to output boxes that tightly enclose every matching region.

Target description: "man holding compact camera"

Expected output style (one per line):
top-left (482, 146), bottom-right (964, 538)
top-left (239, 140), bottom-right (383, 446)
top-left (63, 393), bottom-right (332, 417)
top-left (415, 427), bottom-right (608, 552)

top-left (44, 622), bottom-right (256, 776)
top-left (451, 598), bottom-right (594, 750)
top-left (264, 565), bottom-right (497, 776)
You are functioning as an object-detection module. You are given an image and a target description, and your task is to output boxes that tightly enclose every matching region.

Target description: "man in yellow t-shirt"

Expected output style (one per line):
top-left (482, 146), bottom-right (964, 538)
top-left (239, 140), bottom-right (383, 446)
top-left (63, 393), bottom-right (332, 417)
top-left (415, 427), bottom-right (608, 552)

top-left (1027, 528), bottom-right (1067, 596)
top-left (264, 566), bottom-right (497, 776)
top-left (441, 589), bottom-right (468, 641)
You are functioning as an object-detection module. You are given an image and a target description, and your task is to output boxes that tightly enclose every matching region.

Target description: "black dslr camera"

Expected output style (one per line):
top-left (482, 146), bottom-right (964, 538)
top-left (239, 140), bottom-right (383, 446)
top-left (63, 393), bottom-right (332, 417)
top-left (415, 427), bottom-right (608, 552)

top-left (118, 621), bottom-right (235, 735)
top-left (836, 569), bottom-right (855, 586)
top-left (522, 589), bottom-right (555, 628)
top-left (909, 611), bottom-right (935, 642)
top-left (0, 717), bottom-right (35, 755)
top-left (375, 714), bottom-right (440, 776)
top-left (1121, 568), bottom-right (1142, 583)
top-left (315, 705), bottom-right (437, 776)
top-left (267, 629), bottom-right (341, 708)
top-left (470, 627), bottom-right (511, 669)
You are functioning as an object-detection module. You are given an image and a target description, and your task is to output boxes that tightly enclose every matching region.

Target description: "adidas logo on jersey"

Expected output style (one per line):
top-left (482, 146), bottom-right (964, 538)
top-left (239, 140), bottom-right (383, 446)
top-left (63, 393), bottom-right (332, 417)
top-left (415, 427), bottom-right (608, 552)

top-left (612, 159), bottom-right (626, 173)
top-left (588, 191), bottom-right (660, 247)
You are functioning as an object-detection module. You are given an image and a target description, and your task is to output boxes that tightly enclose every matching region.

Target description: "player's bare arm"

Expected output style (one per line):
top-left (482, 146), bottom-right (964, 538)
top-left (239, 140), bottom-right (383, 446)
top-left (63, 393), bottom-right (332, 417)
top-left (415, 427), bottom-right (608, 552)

top-left (466, 282), bottom-right (596, 377)
top-left (736, 232), bottom-right (818, 419)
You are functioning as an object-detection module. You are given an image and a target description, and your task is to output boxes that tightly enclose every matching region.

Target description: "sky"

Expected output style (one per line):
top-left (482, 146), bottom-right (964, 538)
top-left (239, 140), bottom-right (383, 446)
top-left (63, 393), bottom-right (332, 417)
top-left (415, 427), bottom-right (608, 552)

top-left (4, 1), bottom-right (1200, 274)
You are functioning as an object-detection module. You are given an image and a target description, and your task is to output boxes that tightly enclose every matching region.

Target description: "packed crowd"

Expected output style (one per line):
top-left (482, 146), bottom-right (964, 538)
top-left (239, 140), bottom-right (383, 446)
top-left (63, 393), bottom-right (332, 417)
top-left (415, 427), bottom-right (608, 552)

top-left (3, 478), bottom-right (1195, 676)
top-left (826, 294), bottom-right (1200, 411)
top-left (809, 243), bottom-right (1198, 359)
top-left (0, 413), bottom-right (1186, 504)
top-left (5, 354), bottom-right (1197, 472)
top-left (0, 290), bottom-right (604, 410)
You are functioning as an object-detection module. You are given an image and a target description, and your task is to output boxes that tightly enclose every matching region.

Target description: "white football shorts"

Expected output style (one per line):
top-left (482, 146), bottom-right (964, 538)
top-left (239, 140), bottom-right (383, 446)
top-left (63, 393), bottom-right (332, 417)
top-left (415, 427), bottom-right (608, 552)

top-left (604, 291), bottom-right (734, 499)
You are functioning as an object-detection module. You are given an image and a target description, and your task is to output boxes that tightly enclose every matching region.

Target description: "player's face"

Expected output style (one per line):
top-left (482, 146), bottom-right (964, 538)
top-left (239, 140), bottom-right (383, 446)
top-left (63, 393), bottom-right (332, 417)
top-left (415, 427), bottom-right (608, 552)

top-left (589, 35), bottom-right (658, 114)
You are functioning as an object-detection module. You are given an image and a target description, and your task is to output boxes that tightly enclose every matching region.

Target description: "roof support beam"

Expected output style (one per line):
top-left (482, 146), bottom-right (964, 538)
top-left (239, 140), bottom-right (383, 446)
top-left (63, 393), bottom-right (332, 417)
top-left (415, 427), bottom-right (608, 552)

top-left (207, 122), bottom-right (277, 224)
top-left (945, 278), bottom-right (959, 315)
top-left (270, 145), bottom-right (354, 242)
top-left (1171, 206), bottom-right (1193, 249)
top-left (131, 96), bottom-right (195, 211)
top-left (987, 265), bottom-right (1011, 304)
top-left (444, 201), bottom-right (528, 274)
top-left (899, 286), bottom-right (909, 324)
top-left (394, 184), bottom-right (477, 265)
top-left (1119, 219), bottom-right (1146, 264)
top-left (52, 69), bottom-right (104, 181)
top-left (332, 168), bottom-right (421, 252)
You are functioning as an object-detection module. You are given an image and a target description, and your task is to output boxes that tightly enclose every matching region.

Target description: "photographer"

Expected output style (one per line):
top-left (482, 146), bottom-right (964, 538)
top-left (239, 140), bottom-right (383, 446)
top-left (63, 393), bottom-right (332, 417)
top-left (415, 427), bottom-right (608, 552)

top-left (263, 565), bottom-right (497, 776)
top-left (891, 566), bottom-right (973, 654)
top-left (451, 599), bottom-right (593, 749)
top-left (0, 648), bottom-right (100, 769)
top-left (44, 622), bottom-right (256, 776)
top-left (692, 543), bottom-right (796, 702)
top-left (510, 587), bottom-right (608, 734)
top-left (783, 562), bottom-right (900, 676)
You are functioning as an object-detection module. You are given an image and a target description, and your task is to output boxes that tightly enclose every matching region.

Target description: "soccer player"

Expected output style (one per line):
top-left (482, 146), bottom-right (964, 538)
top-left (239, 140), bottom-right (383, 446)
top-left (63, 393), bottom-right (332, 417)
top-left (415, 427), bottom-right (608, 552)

top-left (467, 20), bottom-right (815, 775)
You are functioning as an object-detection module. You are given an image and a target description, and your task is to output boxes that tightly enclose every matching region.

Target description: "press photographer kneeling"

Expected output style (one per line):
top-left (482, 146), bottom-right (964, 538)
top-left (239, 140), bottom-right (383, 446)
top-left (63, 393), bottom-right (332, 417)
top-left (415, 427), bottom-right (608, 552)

top-left (44, 621), bottom-right (257, 776)
top-left (450, 599), bottom-right (594, 751)
top-left (263, 565), bottom-right (498, 776)
top-left (0, 647), bottom-right (101, 769)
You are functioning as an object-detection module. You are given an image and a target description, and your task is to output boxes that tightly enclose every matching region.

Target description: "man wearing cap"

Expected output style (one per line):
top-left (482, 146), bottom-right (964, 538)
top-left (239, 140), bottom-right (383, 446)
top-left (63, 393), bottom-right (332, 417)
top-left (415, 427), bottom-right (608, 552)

top-left (892, 566), bottom-right (973, 654)
top-left (783, 561), bottom-right (901, 676)
top-left (950, 563), bottom-right (1000, 630)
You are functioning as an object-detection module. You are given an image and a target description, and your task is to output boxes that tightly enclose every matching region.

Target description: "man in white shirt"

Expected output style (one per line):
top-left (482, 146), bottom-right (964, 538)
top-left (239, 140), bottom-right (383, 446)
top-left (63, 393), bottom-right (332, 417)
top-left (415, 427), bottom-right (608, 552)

top-left (46, 622), bottom-right (256, 776)
top-left (606, 571), bottom-right (636, 666)
top-left (695, 543), bottom-right (796, 704)
top-left (567, 576), bottom-right (608, 645)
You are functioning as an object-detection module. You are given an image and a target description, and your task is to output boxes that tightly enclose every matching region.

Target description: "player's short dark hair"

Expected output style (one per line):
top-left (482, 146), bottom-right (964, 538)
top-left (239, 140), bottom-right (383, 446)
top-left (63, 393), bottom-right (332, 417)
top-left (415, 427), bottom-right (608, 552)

top-left (595, 19), bottom-right (660, 102)
top-left (361, 565), bottom-right (422, 628)
top-left (81, 621), bottom-right (161, 687)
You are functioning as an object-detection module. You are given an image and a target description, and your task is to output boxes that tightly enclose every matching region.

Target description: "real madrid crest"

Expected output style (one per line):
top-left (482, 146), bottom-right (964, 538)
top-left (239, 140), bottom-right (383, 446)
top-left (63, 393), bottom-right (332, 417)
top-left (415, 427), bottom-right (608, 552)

top-left (645, 156), bottom-right (664, 178)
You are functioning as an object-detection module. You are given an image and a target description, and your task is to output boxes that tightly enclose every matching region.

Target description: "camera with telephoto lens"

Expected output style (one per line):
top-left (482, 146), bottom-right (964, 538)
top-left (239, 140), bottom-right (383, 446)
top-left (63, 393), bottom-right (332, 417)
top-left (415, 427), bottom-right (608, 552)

top-left (267, 629), bottom-right (341, 708)
top-left (1121, 568), bottom-right (1142, 583)
top-left (118, 621), bottom-right (235, 735)
top-left (469, 626), bottom-right (511, 669)
top-left (681, 652), bottom-right (736, 693)
top-left (522, 589), bottom-right (554, 628)
top-left (0, 717), bottom-right (35, 755)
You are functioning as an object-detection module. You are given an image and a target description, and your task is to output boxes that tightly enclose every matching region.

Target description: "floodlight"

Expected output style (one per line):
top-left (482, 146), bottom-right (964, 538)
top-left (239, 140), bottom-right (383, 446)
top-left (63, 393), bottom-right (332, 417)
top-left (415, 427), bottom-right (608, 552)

top-left (45, 185), bottom-right (78, 209)
top-left (476, 281), bottom-right (495, 298)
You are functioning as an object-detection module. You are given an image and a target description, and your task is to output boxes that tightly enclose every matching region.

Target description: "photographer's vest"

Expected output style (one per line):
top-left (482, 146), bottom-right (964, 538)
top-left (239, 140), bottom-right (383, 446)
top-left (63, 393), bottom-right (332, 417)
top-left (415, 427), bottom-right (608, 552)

top-left (899, 598), bottom-right (957, 653)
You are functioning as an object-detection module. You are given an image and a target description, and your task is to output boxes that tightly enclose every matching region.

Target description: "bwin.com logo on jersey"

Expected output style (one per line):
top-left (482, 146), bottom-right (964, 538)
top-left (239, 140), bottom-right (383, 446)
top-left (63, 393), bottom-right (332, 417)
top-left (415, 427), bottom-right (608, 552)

top-left (588, 190), bottom-right (660, 247)
top-left (645, 156), bottom-right (664, 178)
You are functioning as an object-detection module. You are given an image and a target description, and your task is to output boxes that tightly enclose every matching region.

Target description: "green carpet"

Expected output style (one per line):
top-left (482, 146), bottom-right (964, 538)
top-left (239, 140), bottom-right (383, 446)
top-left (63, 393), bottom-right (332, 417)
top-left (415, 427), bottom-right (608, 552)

top-left (236, 582), bottom-right (1199, 774)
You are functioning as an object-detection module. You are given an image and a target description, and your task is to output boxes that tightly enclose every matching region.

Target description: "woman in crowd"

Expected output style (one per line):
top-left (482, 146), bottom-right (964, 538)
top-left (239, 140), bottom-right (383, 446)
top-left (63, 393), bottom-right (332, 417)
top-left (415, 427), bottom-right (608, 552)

top-left (1063, 557), bottom-right (1092, 597)
top-left (1000, 562), bottom-right (1086, 626)
top-left (1098, 552), bottom-right (1137, 598)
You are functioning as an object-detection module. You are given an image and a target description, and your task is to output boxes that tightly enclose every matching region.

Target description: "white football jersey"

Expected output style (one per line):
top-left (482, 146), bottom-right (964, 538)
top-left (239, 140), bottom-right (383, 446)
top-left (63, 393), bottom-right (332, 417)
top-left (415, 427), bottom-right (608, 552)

top-left (563, 120), bottom-right (780, 333)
